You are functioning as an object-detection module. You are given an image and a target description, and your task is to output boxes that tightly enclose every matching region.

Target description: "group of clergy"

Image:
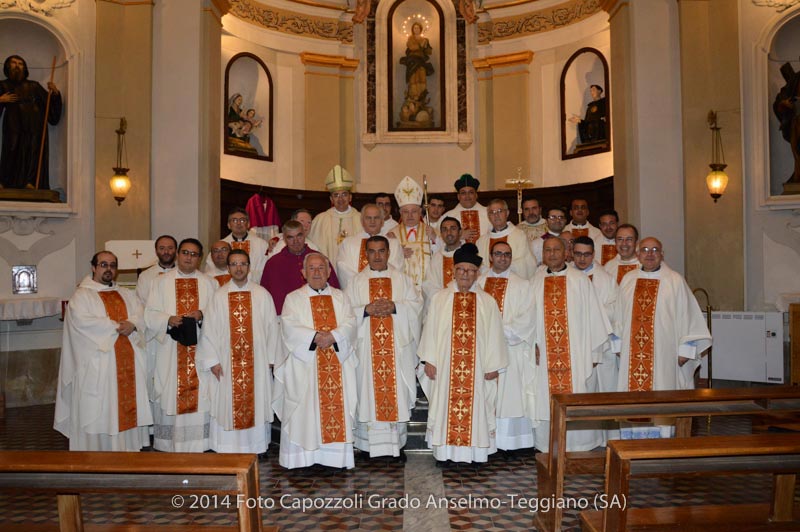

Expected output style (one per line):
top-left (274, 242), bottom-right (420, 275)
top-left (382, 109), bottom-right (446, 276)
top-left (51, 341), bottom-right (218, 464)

top-left (54, 164), bottom-right (712, 471)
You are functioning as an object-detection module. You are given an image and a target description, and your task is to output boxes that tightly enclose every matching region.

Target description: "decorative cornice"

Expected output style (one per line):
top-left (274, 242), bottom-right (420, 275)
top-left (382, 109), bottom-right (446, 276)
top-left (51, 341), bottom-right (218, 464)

top-left (97, 0), bottom-right (154, 5)
top-left (598, 0), bottom-right (620, 13)
top-left (751, 0), bottom-right (800, 12)
top-left (0, 0), bottom-right (75, 16)
top-left (472, 50), bottom-right (534, 71)
top-left (300, 52), bottom-right (359, 70)
top-left (229, 0), bottom-right (353, 43)
top-left (210, 0), bottom-right (232, 17)
top-left (477, 0), bottom-right (601, 44)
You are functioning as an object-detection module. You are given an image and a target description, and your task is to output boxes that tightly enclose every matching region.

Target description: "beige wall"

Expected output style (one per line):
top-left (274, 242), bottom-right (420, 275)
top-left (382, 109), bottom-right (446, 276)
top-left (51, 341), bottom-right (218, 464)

top-left (199, 5), bottom-right (223, 247)
top-left (679, 0), bottom-right (744, 310)
top-left (303, 56), bottom-right (357, 190)
top-left (94, 1), bottom-right (153, 251)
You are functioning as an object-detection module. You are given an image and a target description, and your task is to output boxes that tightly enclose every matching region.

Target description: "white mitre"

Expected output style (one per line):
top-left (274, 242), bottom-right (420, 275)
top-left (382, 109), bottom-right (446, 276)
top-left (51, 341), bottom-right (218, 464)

top-left (395, 176), bottom-right (423, 207)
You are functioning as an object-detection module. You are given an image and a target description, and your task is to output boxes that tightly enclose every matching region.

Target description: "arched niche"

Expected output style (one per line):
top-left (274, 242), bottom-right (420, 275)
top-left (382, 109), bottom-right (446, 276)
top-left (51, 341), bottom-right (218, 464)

top-left (560, 47), bottom-right (610, 160)
top-left (768, 14), bottom-right (800, 198)
top-left (0, 12), bottom-right (83, 216)
top-left (224, 52), bottom-right (274, 162)
top-left (367, 0), bottom-right (466, 146)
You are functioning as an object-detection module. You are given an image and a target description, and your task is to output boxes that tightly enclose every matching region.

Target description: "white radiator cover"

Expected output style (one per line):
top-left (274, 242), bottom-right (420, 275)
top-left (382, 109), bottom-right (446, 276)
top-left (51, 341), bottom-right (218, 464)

top-left (699, 312), bottom-right (784, 384)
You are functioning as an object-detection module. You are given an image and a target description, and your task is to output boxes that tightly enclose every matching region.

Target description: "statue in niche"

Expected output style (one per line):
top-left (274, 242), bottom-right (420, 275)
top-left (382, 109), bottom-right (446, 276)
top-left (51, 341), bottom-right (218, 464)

top-left (399, 22), bottom-right (434, 128)
top-left (0, 55), bottom-right (62, 190)
top-left (568, 84), bottom-right (607, 146)
top-left (773, 61), bottom-right (800, 192)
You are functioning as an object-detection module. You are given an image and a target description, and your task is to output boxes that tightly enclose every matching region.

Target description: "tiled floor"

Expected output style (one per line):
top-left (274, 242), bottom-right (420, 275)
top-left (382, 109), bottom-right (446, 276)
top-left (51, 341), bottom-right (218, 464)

top-left (0, 405), bottom-right (795, 531)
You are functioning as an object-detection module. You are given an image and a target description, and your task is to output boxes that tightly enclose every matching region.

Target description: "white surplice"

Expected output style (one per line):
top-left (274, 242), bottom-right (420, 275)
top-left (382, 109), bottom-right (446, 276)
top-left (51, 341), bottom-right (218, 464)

top-left (217, 233), bottom-right (270, 283)
top-left (422, 247), bottom-right (458, 303)
top-left (478, 270), bottom-right (536, 450)
top-left (475, 222), bottom-right (538, 280)
top-left (612, 263), bottom-right (712, 391)
top-left (604, 256), bottom-right (641, 285)
top-left (564, 221), bottom-right (602, 241)
top-left (274, 284), bottom-right (358, 469)
top-left (530, 266), bottom-right (611, 452)
top-left (195, 280), bottom-right (280, 453)
top-left (518, 219), bottom-right (547, 242)
top-left (55, 277), bottom-right (153, 450)
top-left (345, 267), bottom-right (422, 456)
top-left (336, 232), bottom-right (405, 290)
top-left (135, 262), bottom-right (175, 402)
top-left (417, 283), bottom-right (509, 463)
top-left (308, 206), bottom-right (362, 264)
top-left (580, 263), bottom-right (618, 393)
top-left (144, 269), bottom-right (217, 452)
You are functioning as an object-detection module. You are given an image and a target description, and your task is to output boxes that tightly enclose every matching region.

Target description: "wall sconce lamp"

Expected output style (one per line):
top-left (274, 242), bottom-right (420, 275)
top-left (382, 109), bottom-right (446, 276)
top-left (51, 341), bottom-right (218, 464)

top-left (706, 110), bottom-right (728, 203)
top-left (109, 117), bottom-right (131, 206)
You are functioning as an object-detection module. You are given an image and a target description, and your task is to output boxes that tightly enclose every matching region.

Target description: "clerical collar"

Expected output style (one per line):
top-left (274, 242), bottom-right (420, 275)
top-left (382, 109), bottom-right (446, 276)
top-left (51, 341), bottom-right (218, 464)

top-left (641, 265), bottom-right (662, 273)
top-left (232, 234), bottom-right (248, 242)
top-left (288, 245), bottom-right (307, 256)
top-left (489, 269), bottom-right (510, 278)
top-left (159, 263), bottom-right (175, 270)
top-left (581, 263), bottom-right (594, 273)
top-left (369, 267), bottom-right (389, 273)
top-left (177, 269), bottom-right (196, 277)
top-left (571, 222), bottom-right (587, 227)
top-left (491, 222), bottom-right (510, 234)
top-left (335, 206), bottom-right (352, 214)
top-left (546, 264), bottom-right (568, 274)
top-left (310, 284), bottom-right (328, 294)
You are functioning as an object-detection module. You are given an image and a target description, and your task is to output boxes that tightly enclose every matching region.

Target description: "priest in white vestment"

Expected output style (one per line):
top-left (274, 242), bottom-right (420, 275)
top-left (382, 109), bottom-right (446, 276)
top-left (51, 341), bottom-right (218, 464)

top-left (203, 240), bottom-right (232, 286)
top-left (531, 207), bottom-right (568, 264)
top-left (308, 165), bottom-right (361, 264)
top-left (477, 241), bottom-right (536, 453)
top-left (56, 251), bottom-right (153, 451)
top-left (530, 237), bottom-right (611, 452)
top-left (336, 204), bottom-right (404, 289)
top-left (425, 196), bottom-right (447, 238)
top-left (345, 236), bottom-right (422, 459)
top-left (375, 193), bottom-right (398, 236)
top-left (604, 224), bottom-right (641, 285)
top-left (441, 174), bottom-right (490, 244)
top-left (418, 243), bottom-right (508, 464)
top-left (564, 199), bottom-right (602, 241)
top-left (518, 198), bottom-right (547, 242)
top-left (422, 216), bottom-right (462, 302)
top-left (207, 208), bottom-right (270, 283)
top-left (475, 198), bottom-right (537, 280)
top-left (388, 176), bottom-right (435, 290)
top-left (274, 252), bottom-right (358, 469)
top-left (196, 249), bottom-right (280, 454)
top-left (612, 237), bottom-right (712, 392)
top-left (135, 235), bottom-right (177, 404)
top-left (145, 239), bottom-right (218, 452)
top-left (594, 211), bottom-right (619, 266)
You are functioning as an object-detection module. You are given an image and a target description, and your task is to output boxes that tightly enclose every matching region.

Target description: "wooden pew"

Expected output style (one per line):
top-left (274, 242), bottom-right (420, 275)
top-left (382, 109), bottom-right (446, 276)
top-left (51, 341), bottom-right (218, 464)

top-left (580, 433), bottom-right (800, 531)
top-left (535, 386), bottom-right (800, 532)
top-left (0, 451), bottom-right (265, 532)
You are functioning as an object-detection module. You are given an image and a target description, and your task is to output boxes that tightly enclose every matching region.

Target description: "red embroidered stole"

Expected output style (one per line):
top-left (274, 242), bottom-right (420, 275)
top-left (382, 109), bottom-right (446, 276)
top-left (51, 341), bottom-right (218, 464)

top-left (369, 278), bottom-right (398, 422)
top-left (215, 274), bottom-right (231, 286)
top-left (228, 291), bottom-right (255, 430)
top-left (97, 291), bottom-right (137, 432)
top-left (544, 276), bottom-right (573, 394)
top-left (358, 239), bottom-right (369, 272)
top-left (231, 241), bottom-right (250, 254)
top-left (483, 277), bottom-right (508, 313)
top-left (601, 244), bottom-right (616, 265)
top-left (628, 278), bottom-right (660, 391)
top-left (447, 292), bottom-right (477, 446)
top-left (617, 263), bottom-right (638, 284)
top-left (310, 295), bottom-right (346, 444)
top-left (571, 227), bottom-right (589, 238)
top-left (175, 278), bottom-right (200, 414)
top-left (442, 256), bottom-right (455, 287)
top-left (460, 210), bottom-right (480, 243)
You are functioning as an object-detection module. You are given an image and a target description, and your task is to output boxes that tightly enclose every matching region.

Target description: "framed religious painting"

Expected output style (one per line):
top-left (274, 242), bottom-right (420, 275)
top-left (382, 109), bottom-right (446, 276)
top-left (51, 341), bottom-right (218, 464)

top-left (560, 47), bottom-right (610, 160)
top-left (387, 0), bottom-right (446, 132)
top-left (223, 52), bottom-right (273, 162)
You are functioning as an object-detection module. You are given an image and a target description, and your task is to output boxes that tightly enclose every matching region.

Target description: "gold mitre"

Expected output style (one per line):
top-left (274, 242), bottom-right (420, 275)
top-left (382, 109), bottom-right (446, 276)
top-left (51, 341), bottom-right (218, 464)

top-left (395, 176), bottom-right (423, 207)
top-left (325, 165), bottom-right (354, 192)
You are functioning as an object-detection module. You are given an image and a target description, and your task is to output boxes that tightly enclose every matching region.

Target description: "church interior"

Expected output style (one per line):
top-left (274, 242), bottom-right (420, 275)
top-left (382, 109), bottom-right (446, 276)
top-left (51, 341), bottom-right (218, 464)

top-left (2, 0), bottom-right (800, 530)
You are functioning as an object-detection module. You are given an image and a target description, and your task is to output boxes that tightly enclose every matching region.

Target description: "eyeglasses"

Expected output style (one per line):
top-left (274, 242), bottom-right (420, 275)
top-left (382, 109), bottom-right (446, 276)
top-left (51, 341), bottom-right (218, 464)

top-left (488, 209), bottom-right (507, 215)
top-left (573, 251), bottom-right (594, 259)
top-left (331, 192), bottom-right (350, 199)
top-left (180, 250), bottom-right (201, 257)
top-left (640, 247), bottom-right (661, 254)
top-left (97, 262), bottom-right (117, 269)
top-left (228, 262), bottom-right (249, 267)
top-left (491, 251), bottom-right (512, 258)
top-left (548, 215), bottom-right (566, 220)
top-left (229, 218), bottom-right (248, 224)
top-left (211, 247), bottom-right (229, 253)
top-left (455, 267), bottom-right (478, 275)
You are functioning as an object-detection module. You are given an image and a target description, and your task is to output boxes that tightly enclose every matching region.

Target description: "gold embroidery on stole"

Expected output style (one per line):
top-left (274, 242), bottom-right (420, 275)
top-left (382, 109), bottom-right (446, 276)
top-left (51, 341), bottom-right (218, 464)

top-left (310, 295), bottom-right (347, 444)
top-left (97, 291), bottom-right (137, 432)
top-left (447, 292), bottom-right (477, 446)
top-left (228, 291), bottom-right (256, 429)
top-left (175, 278), bottom-right (200, 414)
top-left (628, 278), bottom-right (660, 391)
top-left (601, 244), bottom-right (616, 265)
top-left (460, 211), bottom-right (480, 243)
top-left (544, 276), bottom-right (573, 394)
top-left (369, 278), bottom-right (398, 422)
top-left (483, 277), bottom-right (508, 313)
top-left (617, 263), bottom-right (638, 284)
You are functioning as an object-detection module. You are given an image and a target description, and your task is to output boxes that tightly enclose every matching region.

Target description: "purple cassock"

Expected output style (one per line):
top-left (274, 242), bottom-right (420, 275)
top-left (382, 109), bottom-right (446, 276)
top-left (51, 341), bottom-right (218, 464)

top-left (260, 245), bottom-right (340, 314)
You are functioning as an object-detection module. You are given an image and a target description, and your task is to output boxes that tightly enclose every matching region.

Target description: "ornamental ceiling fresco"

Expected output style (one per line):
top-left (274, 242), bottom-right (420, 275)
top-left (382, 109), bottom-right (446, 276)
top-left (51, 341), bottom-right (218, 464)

top-left (228, 0), bottom-right (601, 43)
